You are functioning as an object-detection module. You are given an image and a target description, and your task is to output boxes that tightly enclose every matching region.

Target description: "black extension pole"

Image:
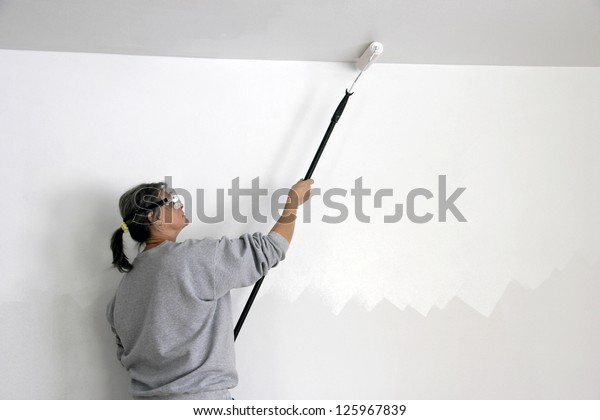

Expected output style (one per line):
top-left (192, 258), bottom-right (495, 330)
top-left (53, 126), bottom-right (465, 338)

top-left (234, 90), bottom-right (353, 341)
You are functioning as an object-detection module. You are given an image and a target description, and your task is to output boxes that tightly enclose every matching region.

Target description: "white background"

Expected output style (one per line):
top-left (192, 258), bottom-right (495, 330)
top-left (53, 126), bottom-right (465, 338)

top-left (0, 49), bottom-right (598, 399)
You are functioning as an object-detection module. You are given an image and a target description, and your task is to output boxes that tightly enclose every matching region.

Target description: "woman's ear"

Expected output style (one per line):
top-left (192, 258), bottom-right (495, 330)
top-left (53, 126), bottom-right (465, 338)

top-left (146, 211), bottom-right (155, 224)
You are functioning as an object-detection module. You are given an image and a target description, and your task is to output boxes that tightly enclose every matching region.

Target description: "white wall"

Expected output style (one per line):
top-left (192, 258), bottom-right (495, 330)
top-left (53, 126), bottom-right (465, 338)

top-left (0, 49), bottom-right (598, 399)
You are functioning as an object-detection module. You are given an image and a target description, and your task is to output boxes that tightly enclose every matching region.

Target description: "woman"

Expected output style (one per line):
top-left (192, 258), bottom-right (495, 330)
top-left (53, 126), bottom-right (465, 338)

top-left (107, 179), bottom-right (313, 400)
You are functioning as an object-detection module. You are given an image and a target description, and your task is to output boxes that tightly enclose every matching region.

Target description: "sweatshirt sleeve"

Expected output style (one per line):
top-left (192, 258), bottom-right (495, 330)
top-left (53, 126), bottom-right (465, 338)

top-left (212, 231), bottom-right (290, 298)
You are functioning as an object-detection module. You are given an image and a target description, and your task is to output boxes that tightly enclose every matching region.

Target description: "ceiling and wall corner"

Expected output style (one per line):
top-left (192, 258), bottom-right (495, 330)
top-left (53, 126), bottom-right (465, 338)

top-left (0, 0), bottom-right (599, 67)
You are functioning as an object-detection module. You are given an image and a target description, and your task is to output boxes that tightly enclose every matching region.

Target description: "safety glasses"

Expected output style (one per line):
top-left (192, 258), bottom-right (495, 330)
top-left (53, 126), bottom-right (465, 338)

top-left (123, 190), bottom-right (183, 222)
top-left (155, 193), bottom-right (184, 210)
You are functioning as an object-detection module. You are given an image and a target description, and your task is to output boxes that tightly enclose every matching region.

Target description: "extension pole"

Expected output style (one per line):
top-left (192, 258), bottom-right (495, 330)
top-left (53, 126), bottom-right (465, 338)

top-left (234, 41), bottom-right (383, 341)
top-left (234, 90), bottom-right (353, 340)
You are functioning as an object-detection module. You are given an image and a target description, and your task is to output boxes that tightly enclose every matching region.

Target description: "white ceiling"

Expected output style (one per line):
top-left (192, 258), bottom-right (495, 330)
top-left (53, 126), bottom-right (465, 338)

top-left (0, 0), bottom-right (599, 67)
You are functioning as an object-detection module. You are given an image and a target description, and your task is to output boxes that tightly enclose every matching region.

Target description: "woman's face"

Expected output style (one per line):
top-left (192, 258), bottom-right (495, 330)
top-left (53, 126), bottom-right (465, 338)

top-left (156, 190), bottom-right (189, 233)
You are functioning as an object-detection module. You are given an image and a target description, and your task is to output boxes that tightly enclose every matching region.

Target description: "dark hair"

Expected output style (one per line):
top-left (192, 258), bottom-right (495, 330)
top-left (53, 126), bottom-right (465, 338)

top-left (110, 182), bottom-right (166, 273)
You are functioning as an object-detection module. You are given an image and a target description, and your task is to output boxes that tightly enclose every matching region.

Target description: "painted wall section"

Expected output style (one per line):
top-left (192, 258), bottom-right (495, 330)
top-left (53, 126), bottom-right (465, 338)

top-left (0, 49), bottom-right (598, 398)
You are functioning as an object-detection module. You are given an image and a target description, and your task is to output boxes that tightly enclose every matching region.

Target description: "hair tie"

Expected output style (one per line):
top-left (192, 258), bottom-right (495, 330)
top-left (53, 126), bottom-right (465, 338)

top-left (120, 221), bottom-right (129, 233)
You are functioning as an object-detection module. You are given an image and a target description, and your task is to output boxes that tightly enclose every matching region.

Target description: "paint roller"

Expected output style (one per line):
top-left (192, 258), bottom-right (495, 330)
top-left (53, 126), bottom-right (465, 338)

top-left (234, 42), bottom-right (384, 341)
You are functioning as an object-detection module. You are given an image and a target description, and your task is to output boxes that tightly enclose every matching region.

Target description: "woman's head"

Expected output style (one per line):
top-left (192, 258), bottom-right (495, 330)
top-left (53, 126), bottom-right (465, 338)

top-left (110, 182), bottom-right (189, 273)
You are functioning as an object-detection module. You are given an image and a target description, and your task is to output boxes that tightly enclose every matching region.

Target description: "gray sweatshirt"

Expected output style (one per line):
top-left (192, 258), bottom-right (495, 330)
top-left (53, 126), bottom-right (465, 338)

top-left (106, 231), bottom-right (289, 399)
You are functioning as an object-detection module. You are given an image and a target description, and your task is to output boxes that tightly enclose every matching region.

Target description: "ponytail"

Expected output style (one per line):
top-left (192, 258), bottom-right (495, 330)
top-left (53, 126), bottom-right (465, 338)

top-left (111, 227), bottom-right (133, 273)
top-left (110, 181), bottom-right (166, 274)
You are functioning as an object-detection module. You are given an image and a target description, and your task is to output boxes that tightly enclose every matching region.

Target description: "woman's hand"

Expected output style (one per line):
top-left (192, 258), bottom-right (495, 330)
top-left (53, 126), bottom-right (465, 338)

top-left (287, 178), bottom-right (314, 208)
top-left (270, 179), bottom-right (315, 244)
